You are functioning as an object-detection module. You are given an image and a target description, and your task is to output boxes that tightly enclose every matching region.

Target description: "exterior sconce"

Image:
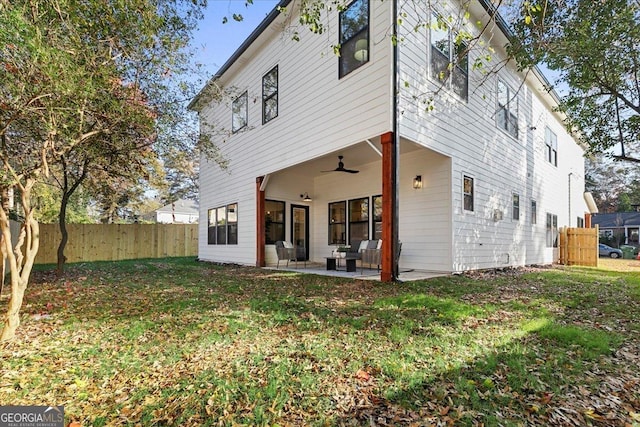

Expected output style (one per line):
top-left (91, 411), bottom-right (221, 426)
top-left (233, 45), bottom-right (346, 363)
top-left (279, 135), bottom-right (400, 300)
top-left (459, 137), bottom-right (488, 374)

top-left (354, 39), bottom-right (368, 61)
top-left (412, 175), bottom-right (423, 189)
top-left (300, 193), bottom-right (312, 202)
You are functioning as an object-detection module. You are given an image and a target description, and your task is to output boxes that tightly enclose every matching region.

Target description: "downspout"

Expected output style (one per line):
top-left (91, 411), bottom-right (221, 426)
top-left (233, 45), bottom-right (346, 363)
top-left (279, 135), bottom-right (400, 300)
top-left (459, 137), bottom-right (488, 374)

top-left (392, 0), bottom-right (400, 280)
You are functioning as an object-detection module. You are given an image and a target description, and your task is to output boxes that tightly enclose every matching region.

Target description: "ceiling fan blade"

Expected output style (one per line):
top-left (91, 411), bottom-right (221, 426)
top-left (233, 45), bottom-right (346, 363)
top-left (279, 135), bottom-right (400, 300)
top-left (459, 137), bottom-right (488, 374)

top-left (342, 169), bottom-right (359, 173)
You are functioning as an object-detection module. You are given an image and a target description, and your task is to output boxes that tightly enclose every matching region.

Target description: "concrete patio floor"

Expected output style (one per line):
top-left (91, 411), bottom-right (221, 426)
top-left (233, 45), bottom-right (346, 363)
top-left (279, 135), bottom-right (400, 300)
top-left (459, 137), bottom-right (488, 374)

top-left (264, 262), bottom-right (447, 282)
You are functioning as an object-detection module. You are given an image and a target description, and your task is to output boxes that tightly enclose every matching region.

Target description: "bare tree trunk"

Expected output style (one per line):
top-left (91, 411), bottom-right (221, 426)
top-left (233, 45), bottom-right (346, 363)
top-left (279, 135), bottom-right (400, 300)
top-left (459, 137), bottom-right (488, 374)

top-left (1, 182), bottom-right (39, 342)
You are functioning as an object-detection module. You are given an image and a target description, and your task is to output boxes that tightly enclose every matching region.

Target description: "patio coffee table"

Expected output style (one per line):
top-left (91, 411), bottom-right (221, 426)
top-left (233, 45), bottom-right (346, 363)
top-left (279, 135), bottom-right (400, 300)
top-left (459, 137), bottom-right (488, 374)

top-left (325, 256), bottom-right (357, 272)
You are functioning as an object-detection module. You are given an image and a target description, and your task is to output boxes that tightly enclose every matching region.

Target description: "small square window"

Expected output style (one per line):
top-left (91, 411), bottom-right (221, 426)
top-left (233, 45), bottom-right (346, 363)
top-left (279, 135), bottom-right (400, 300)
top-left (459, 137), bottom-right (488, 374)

top-left (531, 200), bottom-right (537, 225)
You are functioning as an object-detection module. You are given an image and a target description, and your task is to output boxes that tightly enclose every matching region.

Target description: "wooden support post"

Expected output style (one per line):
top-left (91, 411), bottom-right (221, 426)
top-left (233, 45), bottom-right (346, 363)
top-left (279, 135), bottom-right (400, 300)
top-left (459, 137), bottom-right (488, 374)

top-left (380, 132), bottom-right (394, 282)
top-left (256, 177), bottom-right (266, 267)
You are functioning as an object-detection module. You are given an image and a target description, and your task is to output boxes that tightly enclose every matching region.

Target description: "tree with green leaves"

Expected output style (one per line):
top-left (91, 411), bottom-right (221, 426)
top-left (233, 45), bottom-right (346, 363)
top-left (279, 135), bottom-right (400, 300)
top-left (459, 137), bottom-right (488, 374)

top-left (508, 0), bottom-right (640, 160)
top-left (0, 0), bottom-right (208, 341)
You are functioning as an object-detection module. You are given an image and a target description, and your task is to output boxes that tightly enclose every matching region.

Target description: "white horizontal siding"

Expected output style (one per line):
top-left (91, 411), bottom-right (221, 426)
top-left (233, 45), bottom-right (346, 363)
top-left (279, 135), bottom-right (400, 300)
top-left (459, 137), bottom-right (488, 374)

top-left (396, 0), bottom-right (586, 271)
top-left (197, 1), bottom-right (394, 266)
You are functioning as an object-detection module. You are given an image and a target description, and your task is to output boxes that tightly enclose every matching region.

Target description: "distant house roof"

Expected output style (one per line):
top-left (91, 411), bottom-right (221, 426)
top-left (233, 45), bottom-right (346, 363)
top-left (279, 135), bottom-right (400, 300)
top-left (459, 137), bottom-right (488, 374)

top-left (592, 212), bottom-right (640, 228)
top-left (156, 199), bottom-right (199, 215)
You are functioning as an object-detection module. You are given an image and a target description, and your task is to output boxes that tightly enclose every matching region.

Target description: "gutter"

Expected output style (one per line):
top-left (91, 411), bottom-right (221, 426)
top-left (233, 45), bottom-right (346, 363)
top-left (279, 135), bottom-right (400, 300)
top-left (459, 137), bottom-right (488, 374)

top-left (188, 0), bottom-right (292, 111)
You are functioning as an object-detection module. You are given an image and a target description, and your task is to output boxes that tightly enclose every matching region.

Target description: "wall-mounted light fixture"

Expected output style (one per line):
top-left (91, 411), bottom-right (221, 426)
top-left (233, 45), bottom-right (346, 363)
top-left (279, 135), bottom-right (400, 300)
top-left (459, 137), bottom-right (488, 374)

top-left (300, 193), bottom-right (312, 202)
top-left (412, 175), bottom-right (423, 189)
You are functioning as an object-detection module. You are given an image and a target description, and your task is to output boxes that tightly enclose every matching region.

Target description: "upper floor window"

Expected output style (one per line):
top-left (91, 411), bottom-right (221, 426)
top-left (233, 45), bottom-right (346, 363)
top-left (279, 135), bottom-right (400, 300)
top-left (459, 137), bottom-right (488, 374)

top-left (545, 126), bottom-right (558, 166)
top-left (497, 80), bottom-right (518, 139)
top-left (232, 92), bottom-right (248, 133)
top-left (430, 13), bottom-right (468, 100)
top-left (339, 0), bottom-right (369, 78)
top-left (262, 66), bottom-right (278, 124)
top-left (463, 175), bottom-right (474, 212)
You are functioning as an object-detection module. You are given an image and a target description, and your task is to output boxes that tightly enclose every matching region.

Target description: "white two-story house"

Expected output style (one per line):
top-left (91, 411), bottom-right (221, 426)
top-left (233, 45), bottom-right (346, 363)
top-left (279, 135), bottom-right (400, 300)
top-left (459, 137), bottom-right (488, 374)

top-left (189, 0), bottom-right (589, 281)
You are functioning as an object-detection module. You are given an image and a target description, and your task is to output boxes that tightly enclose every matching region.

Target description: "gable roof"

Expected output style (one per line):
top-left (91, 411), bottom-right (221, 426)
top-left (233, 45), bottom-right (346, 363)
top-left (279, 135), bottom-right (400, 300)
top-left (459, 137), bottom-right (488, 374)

top-left (592, 212), bottom-right (640, 228)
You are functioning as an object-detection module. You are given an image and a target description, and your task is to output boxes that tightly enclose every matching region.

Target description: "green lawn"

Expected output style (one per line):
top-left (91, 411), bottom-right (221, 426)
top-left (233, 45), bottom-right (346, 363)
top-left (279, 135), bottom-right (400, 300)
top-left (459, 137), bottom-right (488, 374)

top-left (1, 258), bottom-right (639, 426)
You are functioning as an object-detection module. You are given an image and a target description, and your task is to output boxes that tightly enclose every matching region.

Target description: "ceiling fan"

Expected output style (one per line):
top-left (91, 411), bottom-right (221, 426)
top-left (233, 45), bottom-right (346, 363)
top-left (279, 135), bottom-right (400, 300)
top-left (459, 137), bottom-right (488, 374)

top-left (322, 155), bottom-right (359, 174)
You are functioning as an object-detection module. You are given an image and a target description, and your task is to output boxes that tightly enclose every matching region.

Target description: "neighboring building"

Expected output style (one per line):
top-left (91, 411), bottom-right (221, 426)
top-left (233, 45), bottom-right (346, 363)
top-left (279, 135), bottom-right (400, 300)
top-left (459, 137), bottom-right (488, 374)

top-left (592, 212), bottom-right (640, 248)
top-left (144, 199), bottom-right (199, 224)
top-left (189, 0), bottom-right (589, 279)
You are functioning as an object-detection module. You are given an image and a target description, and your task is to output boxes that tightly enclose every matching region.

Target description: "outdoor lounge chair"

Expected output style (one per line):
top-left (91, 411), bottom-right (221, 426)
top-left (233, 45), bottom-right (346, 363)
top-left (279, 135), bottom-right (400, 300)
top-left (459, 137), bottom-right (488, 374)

top-left (275, 241), bottom-right (306, 268)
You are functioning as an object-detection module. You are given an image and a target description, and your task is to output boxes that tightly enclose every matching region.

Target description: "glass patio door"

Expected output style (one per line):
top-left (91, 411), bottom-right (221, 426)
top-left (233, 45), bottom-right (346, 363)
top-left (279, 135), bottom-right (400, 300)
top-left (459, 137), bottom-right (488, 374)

top-left (291, 205), bottom-right (309, 261)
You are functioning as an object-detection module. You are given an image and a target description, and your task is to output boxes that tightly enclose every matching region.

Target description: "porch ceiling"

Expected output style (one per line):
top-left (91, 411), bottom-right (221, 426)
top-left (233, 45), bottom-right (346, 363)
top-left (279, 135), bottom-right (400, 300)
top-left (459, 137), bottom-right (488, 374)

top-left (282, 138), bottom-right (423, 178)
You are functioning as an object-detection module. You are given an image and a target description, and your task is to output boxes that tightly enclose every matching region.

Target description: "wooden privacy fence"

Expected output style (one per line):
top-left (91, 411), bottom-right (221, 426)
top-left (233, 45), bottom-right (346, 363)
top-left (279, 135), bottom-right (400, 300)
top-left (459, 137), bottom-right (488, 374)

top-left (35, 223), bottom-right (198, 265)
top-left (559, 226), bottom-right (598, 267)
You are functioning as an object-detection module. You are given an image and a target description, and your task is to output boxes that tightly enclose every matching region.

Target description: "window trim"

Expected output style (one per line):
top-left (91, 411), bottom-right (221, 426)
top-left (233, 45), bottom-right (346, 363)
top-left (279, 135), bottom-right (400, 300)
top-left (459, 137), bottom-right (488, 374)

top-left (265, 199), bottom-right (285, 244)
top-left (348, 197), bottom-right (370, 244)
top-left (338, 0), bottom-right (370, 79)
top-left (262, 65), bottom-right (278, 124)
top-left (545, 126), bottom-right (558, 166)
top-left (463, 174), bottom-right (474, 213)
top-left (372, 194), bottom-right (383, 240)
top-left (429, 12), bottom-right (469, 101)
top-left (231, 91), bottom-right (248, 133)
top-left (207, 203), bottom-right (239, 245)
top-left (512, 193), bottom-right (520, 221)
top-left (497, 79), bottom-right (519, 139)
top-left (328, 201), bottom-right (347, 245)
top-left (531, 199), bottom-right (537, 225)
top-left (546, 213), bottom-right (558, 248)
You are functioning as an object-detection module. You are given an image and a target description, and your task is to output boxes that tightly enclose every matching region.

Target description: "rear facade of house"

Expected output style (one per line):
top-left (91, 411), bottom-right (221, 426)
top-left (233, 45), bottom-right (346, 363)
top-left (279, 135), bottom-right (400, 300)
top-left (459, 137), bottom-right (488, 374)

top-left (192, 0), bottom-right (588, 276)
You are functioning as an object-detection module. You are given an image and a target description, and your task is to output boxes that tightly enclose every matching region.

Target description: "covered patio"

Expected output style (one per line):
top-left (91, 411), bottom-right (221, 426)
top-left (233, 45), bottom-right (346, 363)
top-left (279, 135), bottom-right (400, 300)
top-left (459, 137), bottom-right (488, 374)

top-left (263, 262), bottom-right (447, 282)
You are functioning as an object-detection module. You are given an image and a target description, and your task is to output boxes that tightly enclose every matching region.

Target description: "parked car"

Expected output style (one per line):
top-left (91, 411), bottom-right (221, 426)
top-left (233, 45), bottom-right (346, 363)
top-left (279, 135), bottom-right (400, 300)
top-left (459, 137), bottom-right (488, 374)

top-left (598, 243), bottom-right (623, 258)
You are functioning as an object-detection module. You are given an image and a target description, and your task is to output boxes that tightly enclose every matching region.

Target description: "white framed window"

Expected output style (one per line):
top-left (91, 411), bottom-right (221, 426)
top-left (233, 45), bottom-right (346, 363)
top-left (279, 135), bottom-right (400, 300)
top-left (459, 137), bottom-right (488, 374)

top-left (546, 213), bottom-right (558, 247)
top-left (531, 200), bottom-right (537, 225)
top-left (497, 80), bottom-right (518, 139)
top-left (545, 126), bottom-right (558, 166)
top-left (339, 0), bottom-right (369, 78)
top-left (463, 175), bottom-right (474, 212)
top-left (262, 66), bottom-right (278, 124)
top-left (232, 92), bottom-right (248, 133)
top-left (512, 193), bottom-right (520, 220)
top-left (430, 13), bottom-right (468, 100)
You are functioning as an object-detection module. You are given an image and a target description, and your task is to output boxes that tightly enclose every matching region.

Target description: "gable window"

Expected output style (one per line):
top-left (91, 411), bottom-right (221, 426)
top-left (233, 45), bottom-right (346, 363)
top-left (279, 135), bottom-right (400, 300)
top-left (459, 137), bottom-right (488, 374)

top-left (463, 175), bottom-right (474, 212)
top-left (512, 193), bottom-right (520, 220)
top-left (328, 201), bottom-right (347, 245)
top-left (265, 200), bottom-right (285, 244)
top-left (531, 200), bottom-right (537, 225)
top-left (339, 0), bottom-right (369, 78)
top-left (546, 213), bottom-right (558, 247)
top-left (207, 203), bottom-right (239, 245)
top-left (497, 80), bottom-right (518, 139)
top-left (262, 66), bottom-right (278, 124)
top-left (349, 197), bottom-right (369, 244)
top-left (545, 127), bottom-right (558, 166)
top-left (430, 13), bottom-right (468, 100)
top-left (232, 92), bottom-right (248, 133)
